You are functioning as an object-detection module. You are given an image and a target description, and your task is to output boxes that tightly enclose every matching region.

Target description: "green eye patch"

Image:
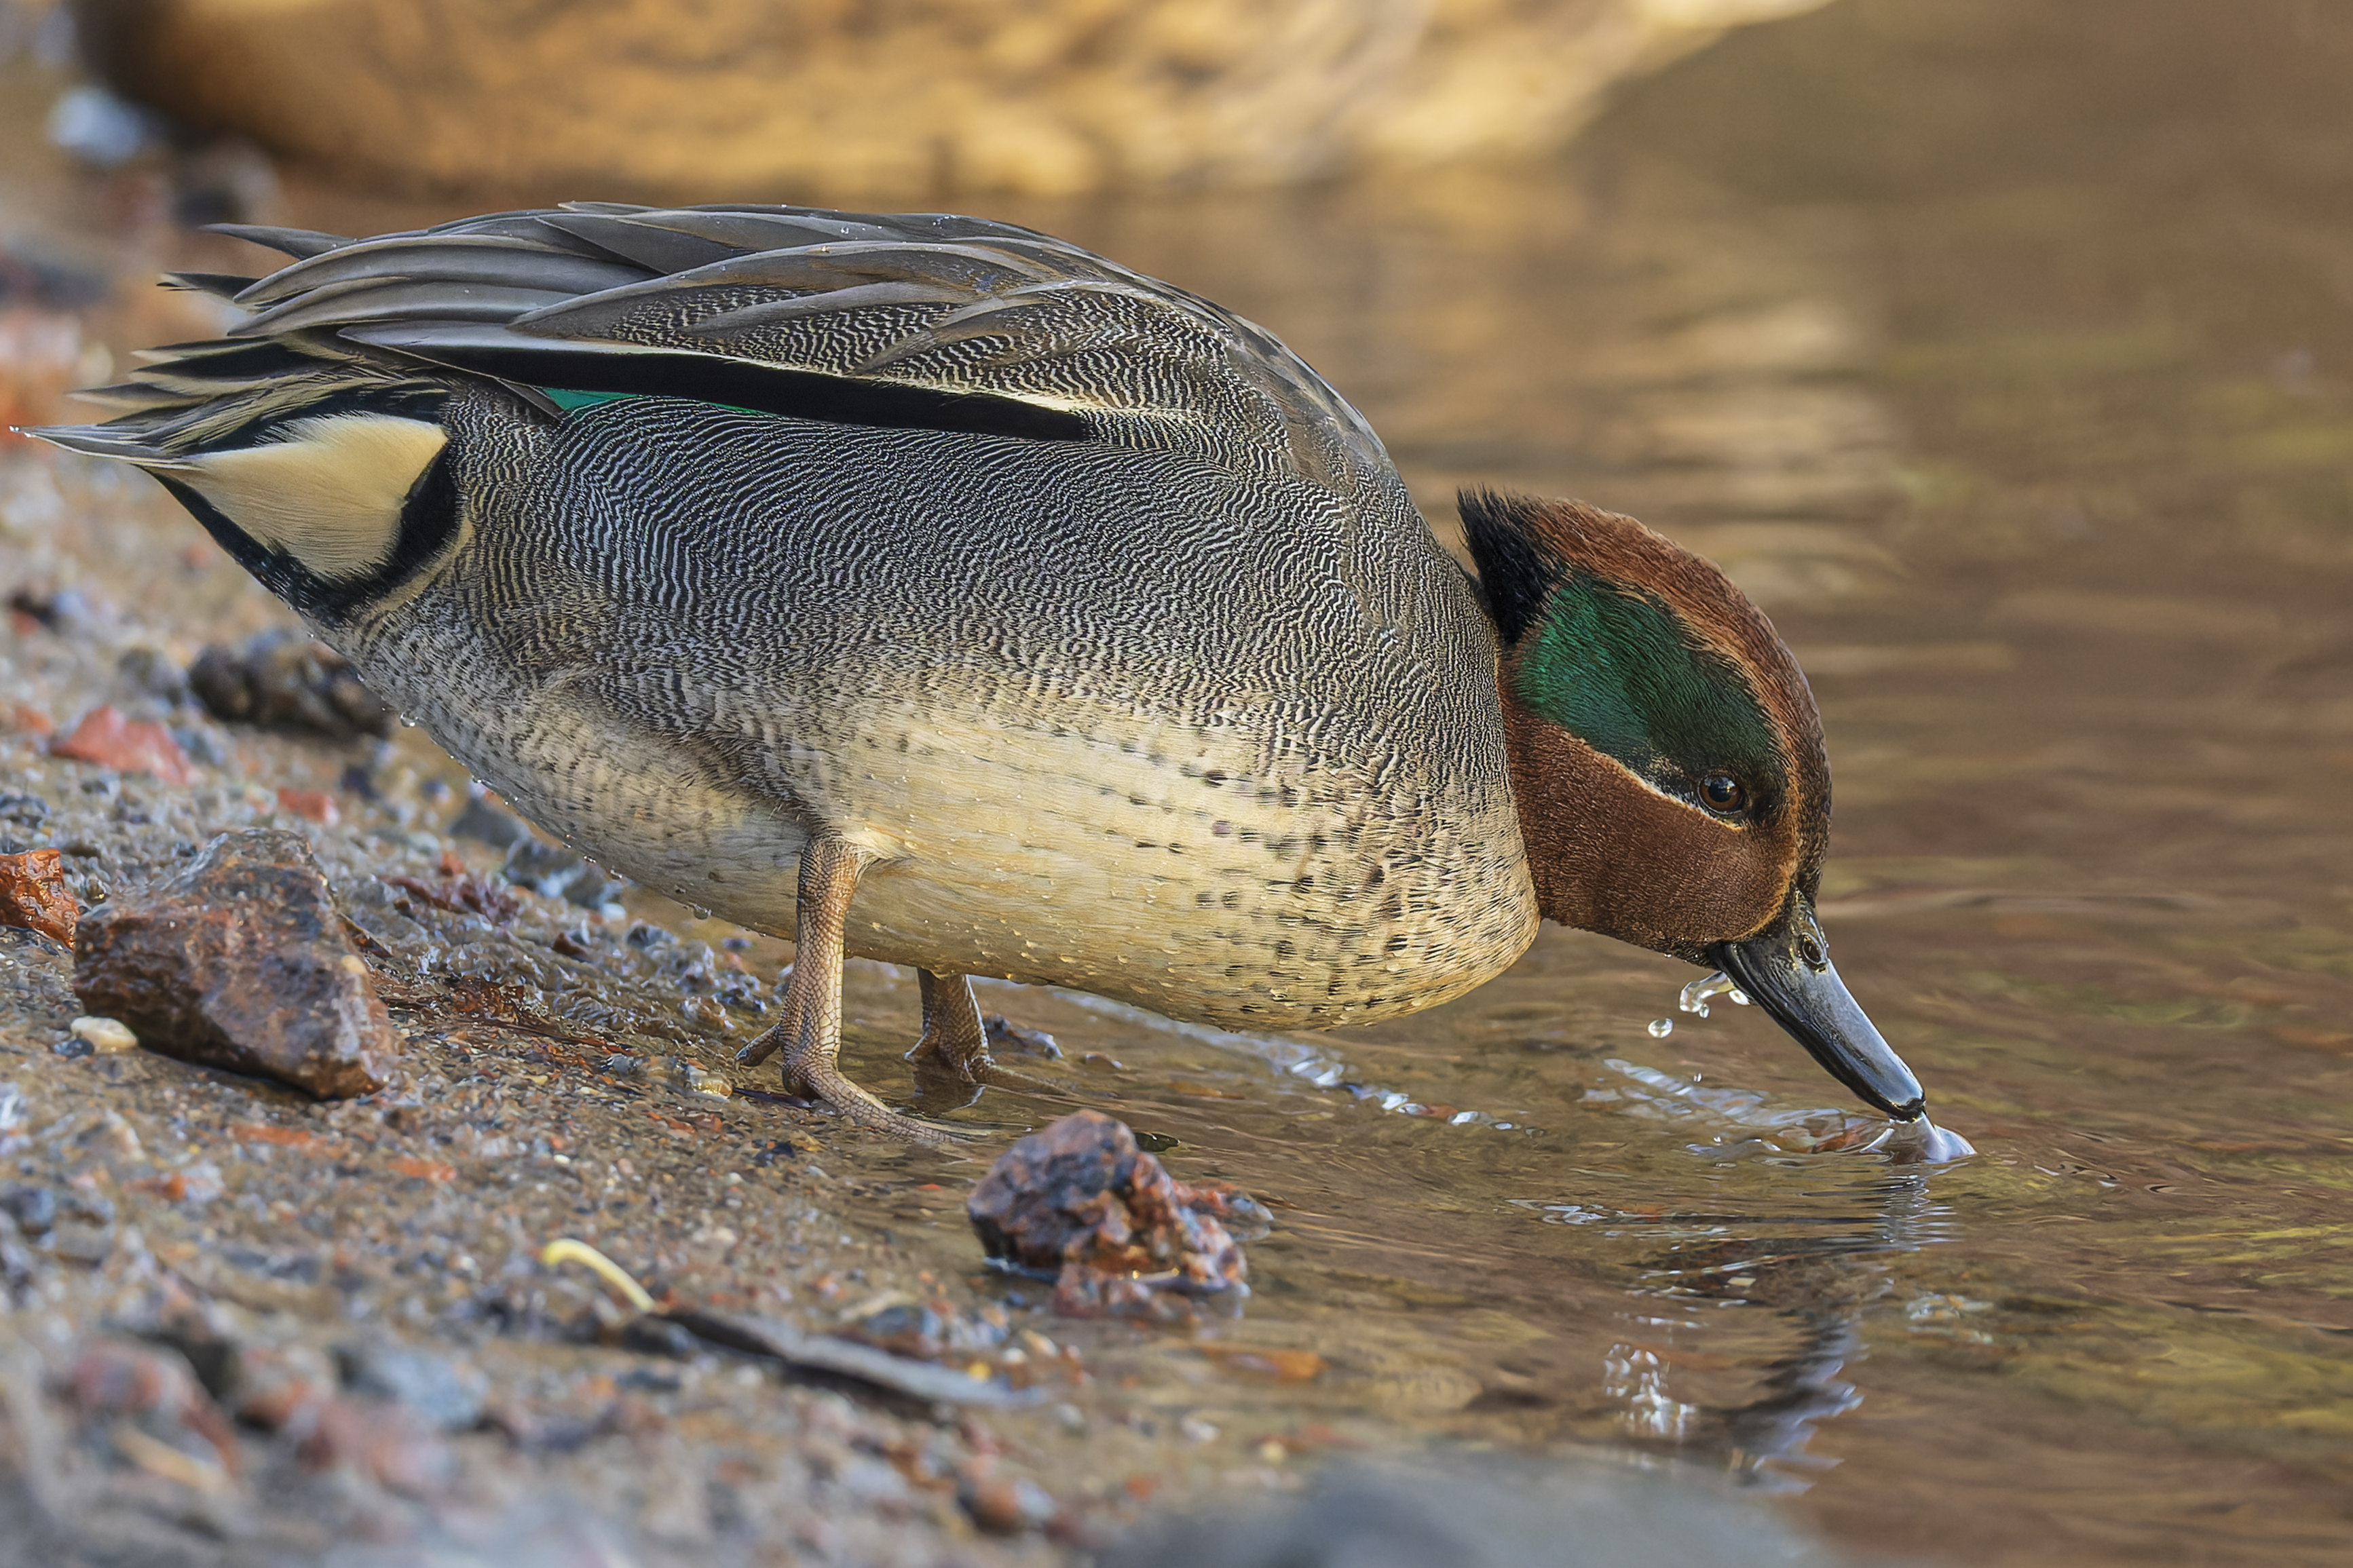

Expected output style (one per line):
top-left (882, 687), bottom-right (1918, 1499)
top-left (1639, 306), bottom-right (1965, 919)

top-left (1512, 571), bottom-right (1781, 800)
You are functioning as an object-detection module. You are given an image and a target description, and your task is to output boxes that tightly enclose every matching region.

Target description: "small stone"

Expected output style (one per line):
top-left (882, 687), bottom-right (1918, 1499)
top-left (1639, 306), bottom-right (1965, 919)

top-left (48, 1221), bottom-right (111, 1263)
top-left (273, 786), bottom-right (339, 824)
top-left (115, 645), bottom-right (191, 705)
top-left (335, 1341), bottom-right (487, 1432)
top-left (69, 1014), bottom-right (138, 1053)
top-left (0, 848), bottom-right (78, 947)
top-left (448, 788), bottom-right (529, 849)
top-left (960, 1471), bottom-right (1060, 1535)
top-left (1200, 1345), bottom-right (1327, 1383)
top-left (967, 1109), bottom-right (1264, 1320)
top-left (73, 828), bottom-right (398, 1097)
top-left (0, 792), bottom-right (50, 828)
top-left (0, 1184), bottom-right (56, 1236)
top-left (67, 1339), bottom-right (241, 1477)
top-left (188, 629), bottom-right (393, 738)
top-left (231, 1341), bottom-right (335, 1431)
top-left (51, 704), bottom-right (199, 785)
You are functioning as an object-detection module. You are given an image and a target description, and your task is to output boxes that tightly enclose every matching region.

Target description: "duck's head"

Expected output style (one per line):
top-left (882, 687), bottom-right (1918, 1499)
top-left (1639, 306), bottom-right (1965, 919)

top-left (1463, 489), bottom-right (1924, 1121)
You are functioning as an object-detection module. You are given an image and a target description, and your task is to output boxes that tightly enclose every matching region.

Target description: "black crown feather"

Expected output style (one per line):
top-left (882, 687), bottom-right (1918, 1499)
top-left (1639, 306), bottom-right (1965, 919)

top-left (1458, 487), bottom-right (1564, 647)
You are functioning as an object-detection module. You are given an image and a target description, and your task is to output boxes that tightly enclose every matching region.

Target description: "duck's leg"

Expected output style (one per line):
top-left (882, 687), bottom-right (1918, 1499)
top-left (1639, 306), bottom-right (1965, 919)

top-left (905, 970), bottom-right (1062, 1105)
top-left (734, 837), bottom-right (954, 1145)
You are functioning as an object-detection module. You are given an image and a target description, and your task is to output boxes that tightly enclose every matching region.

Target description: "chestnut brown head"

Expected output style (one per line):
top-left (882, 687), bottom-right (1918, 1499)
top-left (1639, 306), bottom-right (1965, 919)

top-left (1463, 489), bottom-right (1923, 1120)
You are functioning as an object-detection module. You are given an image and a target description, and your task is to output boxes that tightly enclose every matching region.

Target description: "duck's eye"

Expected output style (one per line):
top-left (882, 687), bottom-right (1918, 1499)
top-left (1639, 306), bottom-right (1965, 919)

top-left (1699, 773), bottom-right (1746, 813)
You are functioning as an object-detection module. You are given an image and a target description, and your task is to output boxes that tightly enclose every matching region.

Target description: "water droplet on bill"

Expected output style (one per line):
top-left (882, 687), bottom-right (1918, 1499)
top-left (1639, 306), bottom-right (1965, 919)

top-left (1647, 1018), bottom-right (1673, 1038)
top-left (1678, 971), bottom-right (1739, 1017)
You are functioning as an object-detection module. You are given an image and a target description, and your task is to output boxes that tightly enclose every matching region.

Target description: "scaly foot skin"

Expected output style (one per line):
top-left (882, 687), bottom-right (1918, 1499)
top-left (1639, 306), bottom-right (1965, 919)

top-left (741, 1016), bottom-right (961, 1144)
top-left (903, 969), bottom-right (1063, 1107)
top-left (732, 837), bottom-right (964, 1145)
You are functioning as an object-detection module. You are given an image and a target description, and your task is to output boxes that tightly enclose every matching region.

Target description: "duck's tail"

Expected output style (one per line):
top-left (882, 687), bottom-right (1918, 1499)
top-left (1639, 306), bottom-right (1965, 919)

top-left (26, 266), bottom-right (449, 469)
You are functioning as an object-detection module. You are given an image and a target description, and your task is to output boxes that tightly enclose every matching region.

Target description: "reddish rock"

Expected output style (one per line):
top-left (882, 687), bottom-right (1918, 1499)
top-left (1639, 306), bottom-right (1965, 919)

top-left (274, 786), bottom-right (339, 824)
top-left (383, 871), bottom-right (519, 924)
top-left (0, 848), bottom-right (77, 947)
top-left (966, 1110), bottom-right (1268, 1319)
top-left (232, 1342), bottom-right (335, 1432)
top-left (960, 1469), bottom-right (1061, 1535)
top-left (51, 704), bottom-right (197, 785)
top-left (3, 703), bottom-right (54, 737)
top-left (73, 828), bottom-right (398, 1097)
top-left (65, 1339), bottom-right (240, 1478)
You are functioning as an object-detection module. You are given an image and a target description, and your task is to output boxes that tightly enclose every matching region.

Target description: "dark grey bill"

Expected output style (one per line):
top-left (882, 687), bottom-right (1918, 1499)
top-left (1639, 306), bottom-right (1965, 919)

top-left (1710, 893), bottom-right (1925, 1121)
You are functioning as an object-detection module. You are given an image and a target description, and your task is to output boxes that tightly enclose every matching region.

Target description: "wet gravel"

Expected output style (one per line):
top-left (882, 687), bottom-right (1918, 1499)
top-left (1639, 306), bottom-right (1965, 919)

top-left (0, 467), bottom-right (1251, 1563)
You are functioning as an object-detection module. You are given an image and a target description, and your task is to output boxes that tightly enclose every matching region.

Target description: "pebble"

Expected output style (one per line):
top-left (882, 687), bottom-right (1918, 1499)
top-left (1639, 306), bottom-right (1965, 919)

top-left (967, 1109), bottom-right (1267, 1319)
top-left (960, 1471), bottom-right (1061, 1535)
top-left (50, 704), bottom-right (199, 786)
top-left (66, 1339), bottom-right (241, 1478)
top-left (69, 1015), bottom-right (138, 1054)
top-left (335, 1341), bottom-right (488, 1432)
top-left (232, 1342), bottom-right (335, 1432)
top-left (0, 847), bottom-right (79, 948)
top-left (73, 828), bottom-right (398, 1097)
top-left (188, 629), bottom-right (393, 739)
top-left (273, 786), bottom-right (339, 825)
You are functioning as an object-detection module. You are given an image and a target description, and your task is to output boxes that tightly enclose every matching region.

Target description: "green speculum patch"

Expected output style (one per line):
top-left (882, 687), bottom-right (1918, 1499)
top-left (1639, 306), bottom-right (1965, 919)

top-left (538, 387), bottom-right (770, 419)
top-left (540, 387), bottom-right (637, 413)
top-left (1511, 571), bottom-right (1781, 801)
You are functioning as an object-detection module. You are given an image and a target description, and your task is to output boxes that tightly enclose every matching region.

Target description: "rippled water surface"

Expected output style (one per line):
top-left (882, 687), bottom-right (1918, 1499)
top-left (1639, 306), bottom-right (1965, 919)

top-left (941, 6), bottom-right (2353, 1560)
top-left (12, 1), bottom-right (2353, 1563)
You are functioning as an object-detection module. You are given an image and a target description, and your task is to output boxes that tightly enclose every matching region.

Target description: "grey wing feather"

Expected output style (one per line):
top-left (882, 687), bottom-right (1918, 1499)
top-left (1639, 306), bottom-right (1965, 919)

top-left (205, 224), bottom-right (354, 260)
top-left (233, 237), bottom-right (650, 307)
top-left (89, 202), bottom-right (1398, 495)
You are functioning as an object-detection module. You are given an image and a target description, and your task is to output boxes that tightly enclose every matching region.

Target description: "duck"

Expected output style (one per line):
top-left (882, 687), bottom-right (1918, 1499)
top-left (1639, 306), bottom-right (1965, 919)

top-left (29, 201), bottom-right (1926, 1142)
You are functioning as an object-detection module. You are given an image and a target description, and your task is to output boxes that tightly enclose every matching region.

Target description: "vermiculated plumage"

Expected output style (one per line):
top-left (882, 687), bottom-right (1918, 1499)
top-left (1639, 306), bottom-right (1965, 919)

top-left (31, 200), bottom-right (1928, 1137)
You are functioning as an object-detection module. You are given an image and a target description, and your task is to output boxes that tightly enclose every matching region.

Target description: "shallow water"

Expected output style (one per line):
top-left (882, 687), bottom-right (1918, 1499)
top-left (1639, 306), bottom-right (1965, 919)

top-left (894, 5), bottom-right (2353, 1561)
top-left (10, 0), bottom-right (2353, 1562)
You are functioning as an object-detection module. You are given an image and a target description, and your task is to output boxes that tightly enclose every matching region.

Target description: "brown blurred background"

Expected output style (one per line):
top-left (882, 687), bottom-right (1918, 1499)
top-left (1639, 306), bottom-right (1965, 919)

top-left (63, 0), bottom-right (1829, 202)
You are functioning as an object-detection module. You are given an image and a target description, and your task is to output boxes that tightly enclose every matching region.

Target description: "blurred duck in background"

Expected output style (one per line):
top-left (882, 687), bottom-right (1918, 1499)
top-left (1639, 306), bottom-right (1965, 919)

top-left (64, 0), bottom-right (1828, 200)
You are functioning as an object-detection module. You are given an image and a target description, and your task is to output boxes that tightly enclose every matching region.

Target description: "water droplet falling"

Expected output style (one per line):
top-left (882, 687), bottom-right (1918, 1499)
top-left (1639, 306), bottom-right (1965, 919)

top-left (1678, 971), bottom-right (1739, 1017)
top-left (1647, 1018), bottom-right (1674, 1038)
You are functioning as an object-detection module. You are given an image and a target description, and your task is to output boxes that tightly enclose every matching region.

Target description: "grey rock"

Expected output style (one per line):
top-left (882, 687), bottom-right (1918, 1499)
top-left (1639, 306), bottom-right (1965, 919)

top-left (335, 1341), bottom-right (489, 1432)
top-left (115, 645), bottom-right (190, 706)
top-left (0, 1185), bottom-right (54, 1236)
top-left (189, 628), bottom-right (394, 738)
top-left (449, 790), bottom-right (529, 849)
top-left (1104, 1461), bottom-right (1875, 1568)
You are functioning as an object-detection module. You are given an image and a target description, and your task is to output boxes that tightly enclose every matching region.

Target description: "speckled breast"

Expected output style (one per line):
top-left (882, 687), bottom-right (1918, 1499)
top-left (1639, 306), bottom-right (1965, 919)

top-left (344, 392), bottom-right (1541, 1029)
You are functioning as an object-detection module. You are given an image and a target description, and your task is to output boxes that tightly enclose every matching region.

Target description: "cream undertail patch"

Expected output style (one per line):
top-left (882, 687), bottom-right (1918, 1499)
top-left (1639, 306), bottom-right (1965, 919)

top-left (163, 413), bottom-right (446, 580)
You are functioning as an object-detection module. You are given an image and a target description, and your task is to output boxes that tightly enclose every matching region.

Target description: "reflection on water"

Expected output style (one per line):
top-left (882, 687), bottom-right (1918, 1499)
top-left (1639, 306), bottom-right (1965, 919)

top-left (8, 0), bottom-right (2353, 1562)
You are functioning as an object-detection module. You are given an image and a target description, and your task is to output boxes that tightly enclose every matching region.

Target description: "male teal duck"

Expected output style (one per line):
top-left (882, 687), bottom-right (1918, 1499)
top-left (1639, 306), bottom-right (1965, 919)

top-left (31, 202), bottom-right (1925, 1141)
